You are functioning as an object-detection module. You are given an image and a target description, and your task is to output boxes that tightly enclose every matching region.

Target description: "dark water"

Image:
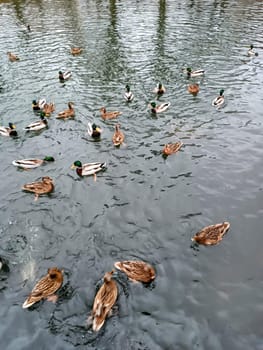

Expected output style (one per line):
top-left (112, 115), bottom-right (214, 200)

top-left (0, 0), bottom-right (263, 349)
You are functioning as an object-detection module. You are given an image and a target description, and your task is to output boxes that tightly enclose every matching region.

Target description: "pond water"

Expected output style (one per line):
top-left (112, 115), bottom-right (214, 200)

top-left (0, 0), bottom-right (263, 349)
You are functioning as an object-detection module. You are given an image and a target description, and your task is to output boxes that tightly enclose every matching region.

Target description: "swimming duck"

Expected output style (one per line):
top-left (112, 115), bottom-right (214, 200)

top-left (248, 44), bottom-right (258, 57)
top-left (112, 124), bottom-right (125, 147)
top-left (87, 122), bottom-right (102, 139)
top-left (43, 102), bottom-right (55, 117)
top-left (191, 222), bottom-right (230, 246)
top-left (0, 123), bottom-right (17, 137)
top-left (71, 160), bottom-right (106, 180)
top-left (32, 99), bottom-right (46, 111)
top-left (56, 102), bottom-right (75, 119)
top-left (124, 84), bottom-right (134, 102)
top-left (12, 156), bottom-right (55, 169)
top-left (185, 68), bottom-right (205, 78)
top-left (148, 101), bottom-right (170, 114)
top-left (22, 267), bottom-right (63, 308)
top-left (212, 89), bottom-right (225, 108)
top-left (153, 83), bottom-right (166, 95)
top-left (188, 84), bottom-right (200, 95)
top-left (22, 176), bottom-right (54, 201)
top-left (7, 52), bottom-right (20, 62)
top-left (59, 71), bottom-right (72, 82)
top-left (24, 113), bottom-right (48, 131)
top-left (89, 270), bottom-right (118, 332)
top-left (162, 141), bottom-right (183, 157)
top-left (100, 107), bottom-right (122, 120)
top-left (71, 47), bottom-right (83, 55)
top-left (114, 260), bottom-right (155, 283)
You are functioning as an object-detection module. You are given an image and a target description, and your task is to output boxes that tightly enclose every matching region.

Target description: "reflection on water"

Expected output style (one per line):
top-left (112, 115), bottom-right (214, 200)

top-left (0, 0), bottom-right (263, 349)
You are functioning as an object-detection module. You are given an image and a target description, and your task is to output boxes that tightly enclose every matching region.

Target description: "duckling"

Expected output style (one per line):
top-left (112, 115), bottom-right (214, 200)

top-left (7, 52), bottom-right (20, 62)
top-left (22, 267), bottom-right (63, 308)
top-left (191, 222), bottom-right (230, 246)
top-left (148, 101), bottom-right (170, 114)
top-left (185, 68), bottom-right (205, 78)
top-left (124, 84), bottom-right (134, 102)
top-left (56, 102), bottom-right (75, 119)
top-left (12, 156), bottom-right (55, 169)
top-left (71, 47), bottom-right (83, 55)
top-left (58, 71), bottom-right (72, 82)
top-left (248, 44), bottom-right (258, 57)
top-left (71, 160), bottom-right (106, 181)
top-left (188, 84), bottom-right (200, 96)
top-left (162, 141), bottom-right (183, 157)
top-left (153, 82), bottom-right (166, 95)
top-left (100, 107), bottom-right (122, 120)
top-left (87, 122), bottom-right (102, 139)
top-left (24, 113), bottom-right (48, 131)
top-left (212, 89), bottom-right (225, 108)
top-left (89, 271), bottom-right (118, 332)
top-left (0, 122), bottom-right (17, 137)
top-left (43, 102), bottom-right (55, 117)
top-left (22, 176), bottom-right (54, 201)
top-left (32, 99), bottom-right (46, 111)
top-left (112, 124), bottom-right (125, 147)
top-left (114, 260), bottom-right (155, 283)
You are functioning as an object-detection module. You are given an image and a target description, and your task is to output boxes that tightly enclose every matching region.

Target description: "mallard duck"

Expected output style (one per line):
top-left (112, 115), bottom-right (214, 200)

top-left (112, 124), bottom-right (125, 147)
top-left (0, 123), bottom-right (17, 137)
top-left (185, 68), bottom-right (205, 78)
top-left (162, 141), bottom-right (183, 157)
top-left (24, 113), bottom-right (48, 131)
top-left (59, 71), bottom-right (72, 82)
top-left (12, 156), bottom-right (55, 169)
top-left (114, 260), bottom-right (155, 283)
top-left (153, 83), bottom-right (166, 95)
top-left (89, 270), bottom-right (118, 332)
top-left (7, 52), bottom-right (20, 62)
top-left (248, 44), bottom-right (258, 57)
top-left (87, 122), bottom-right (102, 139)
top-left (22, 267), bottom-right (63, 308)
top-left (56, 102), bottom-right (75, 119)
top-left (71, 47), bottom-right (83, 55)
top-left (71, 160), bottom-right (106, 180)
top-left (43, 102), bottom-right (55, 117)
top-left (191, 222), bottom-right (230, 246)
top-left (100, 107), bottom-right (122, 120)
top-left (22, 176), bottom-right (54, 201)
top-left (124, 84), bottom-right (134, 102)
top-left (148, 101), bottom-right (170, 113)
top-left (188, 84), bottom-right (200, 95)
top-left (32, 99), bottom-right (46, 111)
top-left (212, 89), bottom-right (225, 108)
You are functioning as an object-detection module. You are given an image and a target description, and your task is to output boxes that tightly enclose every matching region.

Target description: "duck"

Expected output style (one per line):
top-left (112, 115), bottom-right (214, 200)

top-left (191, 222), bottom-right (230, 246)
top-left (59, 71), bottom-right (72, 82)
top-left (124, 84), bottom-right (134, 102)
top-left (71, 160), bottom-right (106, 181)
top-left (185, 68), bottom-right (205, 78)
top-left (89, 270), bottom-right (118, 332)
top-left (114, 260), bottom-right (155, 283)
top-left (112, 124), bottom-right (125, 147)
top-left (248, 44), bottom-right (258, 57)
top-left (188, 83), bottom-right (200, 96)
top-left (87, 122), bottom-right (102, 139)
top-left (32, 99), bottom-right (46, 111)
top-left (12, 156), bottom-right (55, 169)
top-left (148, 101), bottom-right (170, 114)
top-left (22, 267), bottom-right (63, 308)
top-left (71, 47), bottom-right (83, 55)
top-left (212, 89), bottom-right (225, 108)
top-left (7, 52), bottom-right (20, 62)
top-left (162, 141), bottom-right (183, 157)
top-left (100, 107), bottom-right (122, 120)
top-left (56, 102), bottom-right (75, 119)
top-left (43, 102), bottom-right (55, 117)
top-left (24, 113), bottom-right (48, 131)
top-left (0, 122), bottom-right (17, 137)
top-left (153, 82), bottom-right (166, 95)
top-left (22, 176), bottom-right (54, 201)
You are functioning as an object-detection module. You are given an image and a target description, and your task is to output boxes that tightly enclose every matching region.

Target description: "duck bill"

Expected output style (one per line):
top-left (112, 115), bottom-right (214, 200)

top-left (70, 164), bottom-right (76, 169)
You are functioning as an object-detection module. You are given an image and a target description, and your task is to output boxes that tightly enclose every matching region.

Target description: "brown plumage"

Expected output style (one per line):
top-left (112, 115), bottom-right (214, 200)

top-left (112, 124), bottom-right (125, 146)
top-left (22, 267), bottom-right (63, 308)
top-left (162, 141), bottom-right (183, 156)
top-left (114, 260), bottom-right (155, 283)
top-left (100, 107), bottom-right (121, 120)
top-left (191, 222), bottom-right (230, 245)
top-left (56, 102), bottom-right (75, 119)
top-left (43, 102), bottom-right (55, 117)
top-left (188, 84), bottom-right (199, 96)
top-left (71, 47), bottom-right (83, 55)
top-left (22, 176), bottom-right (54, 201)
top-left (90, 270), bottom-right (118, 332)
top-left (7, 51), bottom-right (20, 62)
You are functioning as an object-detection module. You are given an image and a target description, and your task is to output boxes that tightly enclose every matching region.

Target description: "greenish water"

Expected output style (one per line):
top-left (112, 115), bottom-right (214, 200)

top-left (0, 1), bottom-right (263, 349)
